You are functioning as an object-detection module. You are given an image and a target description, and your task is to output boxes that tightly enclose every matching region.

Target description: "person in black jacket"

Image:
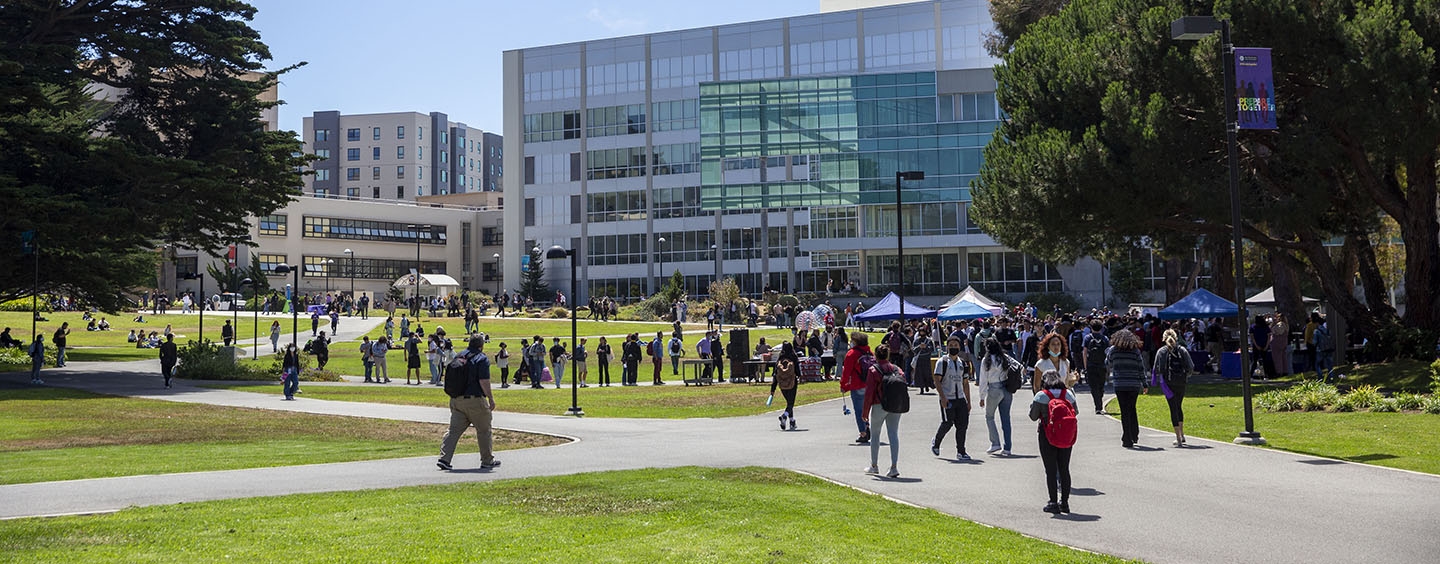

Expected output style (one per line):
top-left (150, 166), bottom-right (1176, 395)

top-left (158, 334), bottom-right (178, 389)
top-left (596, 336), bottom-right (613, 387)
top-left (622, 333), bottom-right (641, 386)
top-left (1154, 329), bottom-right (1194, 447)
top-left (1106, 330), bottom-right (1149, 448)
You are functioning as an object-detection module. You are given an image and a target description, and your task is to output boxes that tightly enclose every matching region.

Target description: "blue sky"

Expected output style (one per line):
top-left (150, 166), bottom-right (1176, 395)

top-left (249, 0), bottom-right (820, 134)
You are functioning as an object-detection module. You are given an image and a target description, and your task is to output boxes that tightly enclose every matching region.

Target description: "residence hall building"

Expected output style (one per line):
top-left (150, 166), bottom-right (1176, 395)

top-left (503, 0), bottom-right (1128, 305)
top-left (302, 111), bottom-right (503, 201)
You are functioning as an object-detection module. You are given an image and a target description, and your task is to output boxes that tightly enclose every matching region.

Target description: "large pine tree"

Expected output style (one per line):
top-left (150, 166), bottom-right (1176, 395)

top-left (519, 248), bottom-right (550, 302)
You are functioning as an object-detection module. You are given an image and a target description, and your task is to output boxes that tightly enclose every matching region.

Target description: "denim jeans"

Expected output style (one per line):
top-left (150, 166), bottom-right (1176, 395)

top-left (552, 361), bottom-right (565, 387)
top-left (363, 359), bottom-right (373, 381)
top-left (283, 375), bottom-right (299, 398)
top-left (55, 346), bottom-right (66, 367)
top-left (849, 389), bottom-right (867, 434)
top-left (984, 385), bottom-right (1013, 451)
top-left (429, 361), bottom-right (442, 385)
top-left (869, 404), bottom-right (902, 468)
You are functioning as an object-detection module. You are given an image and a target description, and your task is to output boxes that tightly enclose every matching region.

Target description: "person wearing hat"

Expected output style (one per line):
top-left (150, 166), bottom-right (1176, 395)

top-left (437, 338), bottom-right (500, 471)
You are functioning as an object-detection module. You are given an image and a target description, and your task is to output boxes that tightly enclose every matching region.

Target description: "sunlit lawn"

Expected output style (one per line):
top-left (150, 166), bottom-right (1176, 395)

top-left (0, 311), bottom-right (296, 362)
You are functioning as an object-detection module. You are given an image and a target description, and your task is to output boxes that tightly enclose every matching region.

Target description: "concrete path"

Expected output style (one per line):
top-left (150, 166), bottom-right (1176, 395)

top-left (3, 364), bottom-right (1438, 564)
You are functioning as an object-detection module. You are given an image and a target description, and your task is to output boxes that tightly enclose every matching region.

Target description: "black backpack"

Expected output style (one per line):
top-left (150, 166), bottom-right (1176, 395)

top-left (444, 352), bottom-right (487, 399)
top-left (1003, 353), bottom-right (1024, 394)
top-left (1165, 346), bottom-right (1188, 383)
top-left (1086, 335), bottom-right (1109, 367)
top-left (877, 365), bottom-right (910, 414)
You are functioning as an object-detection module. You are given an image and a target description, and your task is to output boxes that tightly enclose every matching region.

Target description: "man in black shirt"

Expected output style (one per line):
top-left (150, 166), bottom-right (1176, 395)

top-left (995, 318), bottom-right (1018, 357)
top-left (159, 334), bottom-right (178, 389)
top-left (438, 338), bottom-right (500, 471)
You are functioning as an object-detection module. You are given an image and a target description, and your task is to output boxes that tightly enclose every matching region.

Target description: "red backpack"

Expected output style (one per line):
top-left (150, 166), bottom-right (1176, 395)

top-left (1041, 390), bottom-right (1078, 448)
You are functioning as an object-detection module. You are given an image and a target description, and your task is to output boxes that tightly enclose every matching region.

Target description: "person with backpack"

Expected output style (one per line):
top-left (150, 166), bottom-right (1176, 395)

top-left (574, 337), bottom-right (589, 388)
top-left (52, 323), bottom-right (69, 368)
top-left (840, 332), bottom-right (873, 444)
top-left (651, 331), bottom-right (667, 385)
top-left (28, 334), bottom-right (45, 385)
top-left (667, 333), bottom-right (684, 375)
top-left (862, 344), bottom-right (909, 478)
top-left (1107, 329), bottom-right (1149, 448)
top-left (977, 338), bottom-right (1018, 457)
top-left (527, 336), bottom-right (547, 389)
top-left (1155, 328), bottom-right (1194, 447)
top-left (549, 337), bottom-right (568, 389)
top-left (312, 331), bottom-right (330, 370)
top-left (437, 338), bottom-right (500, 472)
top-left (931, 338), bottom-right (972, 460)
top-left (1030, 370), bottom-right (1078, 514)
top-left (159, 334), bottom-right (177, 389)
top-left (622, 333), bottom-right (641, 386)
top-left (595, 336), bottom-right (613, 387)
top-left (1083, 322), bottom-right (1110, 414)
top-left (771, 342), bottom-right (801, 430)
top-left (280, 343), bottom-right (300, 400)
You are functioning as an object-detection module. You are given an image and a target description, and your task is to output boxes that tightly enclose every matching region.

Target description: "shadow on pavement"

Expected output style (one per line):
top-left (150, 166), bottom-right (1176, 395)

top-left (873, 476), bottom-right (923, 483)
top-left (1052, 512), bottom-right (1101, 522)
top-left (1129, 445), bottom-right (1165, 453)
top-left (1068, 487), bottom-right (1104, 496)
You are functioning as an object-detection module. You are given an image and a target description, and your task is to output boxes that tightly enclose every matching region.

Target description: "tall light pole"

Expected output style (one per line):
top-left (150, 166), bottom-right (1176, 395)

top-left (742, 227), bottom-right (754, 298)
top-left (895, 170), bottom-right (925, 327)
top-left (407, 224), bottom-right (431, 317)
top-left (344, 248), bottom-right (355, 315)
top-left (492, 252), bottom-right (501, 297)
top-left (1171, 15), bottom-right (1264, 446)
top-left (274, 264), bottom-right (301, 354)
top-left (548, 245), bottom-right (582, 417)
top-left (244, 277), bottom-right (259, 360)
top-left (323, 258), bottom-right (335, 294)
top-left (182, 272), bottom-right (205, 343)
top-left (657, 237), bottom-right (667, 294)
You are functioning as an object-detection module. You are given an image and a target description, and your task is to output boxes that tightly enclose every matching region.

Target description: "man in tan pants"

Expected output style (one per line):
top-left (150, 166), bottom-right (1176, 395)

top-left (437, 338), bottom-right (500, 471)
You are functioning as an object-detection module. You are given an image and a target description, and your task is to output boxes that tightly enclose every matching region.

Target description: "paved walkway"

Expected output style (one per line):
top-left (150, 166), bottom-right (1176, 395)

top-left (3, 363), bottom-right (1438, 564)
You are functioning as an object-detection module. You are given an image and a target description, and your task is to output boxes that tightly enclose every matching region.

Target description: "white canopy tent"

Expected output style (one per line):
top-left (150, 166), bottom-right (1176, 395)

top-left (1245, 286), bottom-right (1319, 306)
top-left (941, 285), bottom-right (1004, 314)
top-left (392, 273), bottom-right (461, 300)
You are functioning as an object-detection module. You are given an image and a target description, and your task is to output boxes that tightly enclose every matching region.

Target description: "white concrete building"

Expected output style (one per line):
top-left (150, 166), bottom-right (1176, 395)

top-left (301, 111), bottom-right (503, 201)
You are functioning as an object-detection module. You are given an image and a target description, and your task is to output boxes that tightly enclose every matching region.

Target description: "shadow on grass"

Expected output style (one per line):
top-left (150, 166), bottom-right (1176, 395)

top-left (1346, 453), bottom-right (1400, 462)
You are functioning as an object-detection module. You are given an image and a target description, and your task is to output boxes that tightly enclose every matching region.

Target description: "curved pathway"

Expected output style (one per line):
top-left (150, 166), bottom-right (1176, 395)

top-left (2, 358), bottom-right (1438, 564)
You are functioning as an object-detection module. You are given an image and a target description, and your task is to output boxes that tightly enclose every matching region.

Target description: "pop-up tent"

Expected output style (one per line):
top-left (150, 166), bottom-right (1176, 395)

top-left (852, 292), bottom-right (936, 322)
top-left (392, 273), bottom-right (461, 299)
top-left (1245, 286), bottom-right (1319, 306)
top-left (937, 300), bottom-right (995, 321)
top-left (941, 285), bottom-right (1004, 315)
top-left (1158, 288), bottom-right (1239, 320)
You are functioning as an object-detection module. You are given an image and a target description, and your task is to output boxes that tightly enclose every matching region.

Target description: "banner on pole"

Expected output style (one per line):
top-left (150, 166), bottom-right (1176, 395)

top-left (1235, 47), bottom-right (1277, 130)
top-left (21, 231), bottom-right (36, 255)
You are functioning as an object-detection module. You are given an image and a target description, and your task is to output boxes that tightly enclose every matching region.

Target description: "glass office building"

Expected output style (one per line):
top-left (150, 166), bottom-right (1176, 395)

top-left (502, 0), bottom-right (1108, 303)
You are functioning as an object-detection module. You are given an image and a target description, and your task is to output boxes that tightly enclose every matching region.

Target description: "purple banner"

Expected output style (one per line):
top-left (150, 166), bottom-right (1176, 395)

top-left (1235, 47), bottom-right (1277, 130)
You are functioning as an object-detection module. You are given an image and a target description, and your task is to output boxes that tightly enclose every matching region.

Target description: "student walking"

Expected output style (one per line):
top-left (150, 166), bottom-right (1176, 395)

top-left (977, 338), bottom-right (1015, 456)
top-left (840, 332), bottom-right (873, 444)
top-left (281, 344), bottom-right (300, 400)
top-left (52, 323), bottom-right (69, 367)
top-left (405, 334), bottom-right (423, 385)
top-left (1031, 370), bottom-right (1078, 514)
top-left (1107, 330), bottom-right (1149, 448)
top-left (771, 343), bottom-right (801, 430)
top-left (372, 336), bottom-right (391, 383)
top-left (863, 344), bottom-right (908, 478)
top-left (931, 341), bottom-right (972, 460)
top-left (496, 342), bottom-right (511, 388)
top-left (1082, 322), bottom-right (1110, 414)
top-left (1155, 329), bottom-right (1193, 447)
top-left (437, 338), bottom-right (500, 471)
top-left (622, 333), bottom-right (641, 386)
top-left (596, 336), bottom-right (613, 387)
top-left (312, 331), bottom-right (330, 370)
top-left (221, 320), bottom-right (234, 346)
top-left (159, 334), bottom-right (177, 389)
top-left (269, 321), bottom-right (282, 353)
top-left (28, 335), bottom-right (45, 385)
top-left (549, 338), bottom-right (567, 389)
top-left (668, 333), bottom-right (684, 375)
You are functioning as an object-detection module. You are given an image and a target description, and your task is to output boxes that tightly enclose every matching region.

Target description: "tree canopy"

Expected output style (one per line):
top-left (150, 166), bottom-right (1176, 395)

top-left (972, 0), bottom-right (1440, 336)
top-left (0, 0), bottom-right (308, 310)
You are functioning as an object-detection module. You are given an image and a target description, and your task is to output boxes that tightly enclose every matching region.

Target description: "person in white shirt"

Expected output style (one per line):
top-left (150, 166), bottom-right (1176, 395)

top-left (931, 339), bottom-right (973, 460)
top-left (976, 337), bottom-right (1015, 456)
top-left (1032, 333), bottom-right (1072, 393)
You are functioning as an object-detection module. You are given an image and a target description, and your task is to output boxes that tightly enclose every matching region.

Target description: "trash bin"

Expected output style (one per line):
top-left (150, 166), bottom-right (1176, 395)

top-left (1220, 351), bottom-right (1241, 379)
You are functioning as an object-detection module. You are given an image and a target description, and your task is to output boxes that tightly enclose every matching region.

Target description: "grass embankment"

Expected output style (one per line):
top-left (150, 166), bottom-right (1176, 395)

top-left (0, 467), bottom-right (1132, 563)
top-left (1133, 383), bottom-right (1440, 474)
top-left (204, 380), bottom-right (842, 419)
top-left (0, 385), bottom-right (565, 485)
top-left (0, 311), bottom-right (296, 363)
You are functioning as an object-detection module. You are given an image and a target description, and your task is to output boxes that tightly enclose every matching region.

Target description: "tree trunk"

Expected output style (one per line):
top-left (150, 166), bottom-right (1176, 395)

top-left (1299, 235), bottom-right (1385, 337)
top-left (1399, 161), bottom-right (1440, 330)
top-left (1268, 248), bottom-right (1306, 324)
top-left (1163, 257), bottom-right (1184, 305)
top-left (1350, 230), bottom-right (1398, 320)
top-left (1210, 240), bottom-right (1236, 307)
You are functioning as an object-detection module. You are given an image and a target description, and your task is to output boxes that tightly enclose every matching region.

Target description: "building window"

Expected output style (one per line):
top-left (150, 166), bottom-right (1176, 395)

top-left (373, 187), bottom-right (380, 198)
top-left (651, 143), bottom-right (700, 175)
top-left (482, 227), bottom-right (503, 246)
top-left (440, 150), bottom-right (448, 164)
top-left (258, 253), bottom-right (286, 273)
top-left (653, 186), bottom-right (708, 219)
top-left (868, 252), bottom-right (962, 295)
top-left (967, 251), bottom-right (1062, 294)
top-left (397, 186), bottom-right (405, 199)
top-left (372, 127), bottom-right (381, 140)
top-left (418, 146), bottom-right (423, 158)
top-left (586, 190), bottom-right (648, 223)
top-left (302, 217), bottom-right (446, 244)
top-left (441, 131), bottom-right (448, 144)
top-left (304, 255), bottom-right (445, 280)
top-left (372, 147), bottom-right (381, 160)
top-left (314, 169), bottom-right (330, 181)
top-left (652, 100), bottom-right (699, 132)
top-left (585, 104), bottom-right (646, 137)
top-left (397, 166), bottom-right (405, 179)
top-left (397, 146), bottom-right (405, 159)
top-left (346, 168), bottom-right (360, 181)
top-left (258, 214), bottom-right (287, 236)
top-left (938, 93), bottom-right (998, 122)
top-left (522, 110), bottom-right (581, 142)
top-left (523, 67), bottom-right (581, 102)
top-left (418, 166), bottom-right (423, 180)
top-left (397, 126), bottom-right (405, 139)
top-left (651, 230), bottom-right (717, 263)
top-left (440, 170), bottom-right (448, 183)
top-left (418, 126), bottom-right (423, 139)
top-left (585, 233), bottom-right (648, 266)
top-left (346, 128), bottom-right (360, 141)
top-left (372, 167), bottom-right (381, 180)
top-left (314, 149), bottom-right (330, 160)
top-left (811, 207), bottom-right (858, 239)
top-left (174, 256), bottom-right (199, 277)
top-left (315, 129), bottom-right (330, 142)
top-left (586, 147), bottom-right (647, 180)
top-left (862, 203), bottom-right (959, 237)
top-left (347, 187), bottom-right (359, 199)
top-left (347, 148), bottom-right (360, 161)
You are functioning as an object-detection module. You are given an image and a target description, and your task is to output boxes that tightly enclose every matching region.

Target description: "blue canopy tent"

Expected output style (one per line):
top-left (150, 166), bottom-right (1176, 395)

top-left (1158, 288), bottom-right (1239, 320)
top-left (937, 300), bottom-right (994, 320)
top-left (852, 292), bottom-right (936, 322)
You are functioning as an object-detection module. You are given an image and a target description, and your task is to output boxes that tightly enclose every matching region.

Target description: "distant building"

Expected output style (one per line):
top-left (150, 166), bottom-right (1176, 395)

top-left (301, 111), bottom-right (503, 201)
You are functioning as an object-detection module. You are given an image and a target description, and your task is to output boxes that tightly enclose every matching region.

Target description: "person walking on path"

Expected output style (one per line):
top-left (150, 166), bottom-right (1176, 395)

top-left (1155, 329), bottom-right (1193, 447)
top-left (668, 333), bottom-right (684, 376)
top-left (427, 334), bottom-right (443, 386)
top-left (1030, 370), bottom-right (1078, 514)
top-left (495, 342), bottom-right (511, 388)
top-left (360, 336), bottom-right (375, 383)
top-left (159, 334), bottom-right (177, 389)
top-left (221, 320), bottom-right (234, 347)
top-left (771, 342), bottom-right (801, 430)
top-left (312, 331), bottom-right (330, 370)
top-left (52, 323), bottom-right (69, 367)
top-left (372, 336), bottom-right (391, 383)
top-left (596, 336), bottom-right (613, 387)
top-left (650, 331), bottom-right (667, 385)
top-left (1083, 322), bottom-right (1110, 414)
top-left (931, 340), bottom-right (972, 460)
top-left (281, 344), bottom-right (300, 400)
top-left (1107, 329), bottom-right (1149, 448)
top-left (1032, 332), bottom-right (1071, 393)
top-left (269, 321), bottom-right (281, 353)
top-left (310, 310), bottom-right (320, 337)
top-left (28, 334), bottom-right (45, 385)
top-left (622, 333), bottom-right (641, 386)
top-left (549, 337), bottom-right (568, 389)
top-left (840, 332), bottom-right (873, 444)
top-left (863, 344), bottom-right (908, 478)
top-left (574, 337), bottom-right (589, 387)
top-left (977, 338), bottom-right (1016, 456)
top-left (329, 310), bottom-right (340, 336)
top-left (405, 333), bottom-right (423, 385)
top-left (437, 338), bottom-right (500, 471)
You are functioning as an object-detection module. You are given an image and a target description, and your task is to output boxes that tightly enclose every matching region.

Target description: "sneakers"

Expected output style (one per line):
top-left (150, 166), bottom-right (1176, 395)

top-left (789, 419), bottom-right (796, 431)
top-left (30, 378), bottom-right (44, 385)
top-left (885, 467), bottom-right (900, 479)
top-left (864, 465), bottom-right (879, 474)
top-left (1095, 410), bottom-right (1105, 415)
top-left (1043, 502), bottom-right (1062, 514)
top-left (985, 446), bottom-right (1001, 455)
top-left (481, 459), bottom-right (502, 469)
top-left (855, 433), bottom-right (870, 444)
top-left (999, 450), bottom-right (1011, 457)
top-left (1059, 501), bottom-right (1071, 514)
top-left (779, 413), bottom-right (789, 430)
top-left (436, 459), bottom-right (453, 471)
top-left (931, 443), bottom-right (941, 456)
top-left (958, 452), bottom-right (971, 461)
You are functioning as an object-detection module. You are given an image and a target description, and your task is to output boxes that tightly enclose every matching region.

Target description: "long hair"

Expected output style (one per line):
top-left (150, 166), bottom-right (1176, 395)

top-left (1038, 332), bottom-right (1068, 360)
top-left (1110, 328), bottom-right (1142, 350)
top-left (779, 342), bottom-right (799, 365)
top-left (1163, 328), bottom-right (1182, 351)
top-left (982, 337), bottom-right (1004, 371)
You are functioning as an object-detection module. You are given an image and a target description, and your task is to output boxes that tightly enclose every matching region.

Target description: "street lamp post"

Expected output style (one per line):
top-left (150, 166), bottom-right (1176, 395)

top-left (243, 277), bottom-right (259, 360)
top-left (273, 264), bottom-right (301, 354)
top-left (894, 170), bottom-right (925, 327)
top-left (742, 228), bottom-right (755, 298)
top-left (323, 259), bottom-right (335, 294)
top-left (182, 272), bottom-right (205, 343)
top-left (407, 224), bottom-right (431, 317)
top-left (547, 245), bottom-right (582, 417)
top-left (1171, 15), bottom-right (1264, 446)
top-left (492, 253), bottom-right (501, 297)
top-left (344, 248), bottom-right (355, 315)
top-left (657, 237), bottom-right (667, 293)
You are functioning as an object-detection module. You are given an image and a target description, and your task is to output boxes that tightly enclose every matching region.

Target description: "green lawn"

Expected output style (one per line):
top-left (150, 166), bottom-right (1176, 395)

top-left (0, 467), bottom-right (1131, 563)
top-left (1133, 384), bottom-right (1440, 474)
top-left (0, 385), bottom-right (564, 485)
top-left (0, 311), bottom-right (297, 363)
top-left (204, 380), bottom-right (846, 419)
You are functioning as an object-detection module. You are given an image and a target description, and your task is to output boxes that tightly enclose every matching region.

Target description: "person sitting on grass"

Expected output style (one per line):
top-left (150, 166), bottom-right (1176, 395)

top-left (86, 318), bottom-right (98, 331)
top-left (127, 329), bottom-right (138, 343)
top-left (0, 327), bottom-right (23, 348)
top-left (97, 318), bottom-right (110, 331)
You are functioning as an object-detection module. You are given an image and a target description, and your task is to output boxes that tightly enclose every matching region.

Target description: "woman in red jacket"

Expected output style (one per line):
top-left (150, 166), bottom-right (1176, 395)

top-left (840, 331), bottom-right (872, 444)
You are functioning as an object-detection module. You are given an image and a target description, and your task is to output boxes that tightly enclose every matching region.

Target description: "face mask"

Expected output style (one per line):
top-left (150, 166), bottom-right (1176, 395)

top-left (948, 348), bottom-right (960, 356)
top-left (1049, 349), bottom-right (1061, 357)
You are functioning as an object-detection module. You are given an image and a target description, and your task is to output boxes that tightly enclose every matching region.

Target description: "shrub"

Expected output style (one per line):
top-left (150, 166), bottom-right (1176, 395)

top-left (0, 345), bottom-right (56, 367)
top-left (1345, 385), bottom-right (1384, 409)
top-left (1364, 323), bottom-right (1439, 362)
top-left (1392, 392), bottom-right (1426, 411)
top-left (1430, 359), bottom-right (1440, 395)
top-left (546, 306), bottom-right (570, 319)
top-left (257, 350), bottom-right (344, 382)
top-left (0, 298), bottom-right (51, 312)
top-left (1256, 387), bottom-right (1301, 412)
top-left (776, 294), bottom-right (800, 308)
top-left (1371, 398), bottom-right (1399, 413)
top-left (1300, 384), bottom-right (1341, 412)
top-left (176, 340), bottom-right (266, 380)
top-left (1424, 397), bottom-right (1440, 415)
top-left (1333, 395), bottom-right (1356, 412)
